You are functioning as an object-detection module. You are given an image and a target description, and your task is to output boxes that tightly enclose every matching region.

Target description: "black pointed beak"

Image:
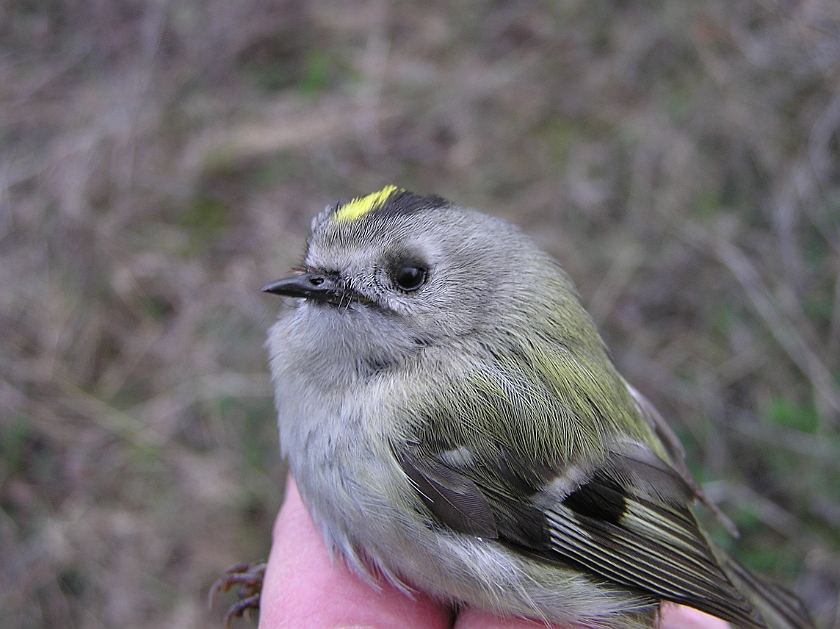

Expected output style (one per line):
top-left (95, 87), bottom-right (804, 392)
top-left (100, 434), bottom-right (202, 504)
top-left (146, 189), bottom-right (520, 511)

top-left (261, 273), bottom-right (348, 304)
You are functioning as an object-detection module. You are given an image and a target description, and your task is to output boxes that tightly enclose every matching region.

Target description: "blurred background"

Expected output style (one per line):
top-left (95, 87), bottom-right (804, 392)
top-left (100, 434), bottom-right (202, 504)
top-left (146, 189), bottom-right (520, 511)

top-left (2, 0), bottom-right (840, 627)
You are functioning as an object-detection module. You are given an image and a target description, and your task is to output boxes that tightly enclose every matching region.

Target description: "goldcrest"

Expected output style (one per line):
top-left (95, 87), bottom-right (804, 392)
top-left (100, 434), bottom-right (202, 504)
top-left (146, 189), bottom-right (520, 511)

top-left (263, 186), bottom-right (813, 629)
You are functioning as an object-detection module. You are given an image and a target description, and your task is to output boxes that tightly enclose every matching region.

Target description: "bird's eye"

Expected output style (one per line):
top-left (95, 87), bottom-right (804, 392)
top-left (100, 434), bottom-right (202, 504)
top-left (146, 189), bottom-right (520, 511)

top-left (393, 265), bottom-right (427, 291)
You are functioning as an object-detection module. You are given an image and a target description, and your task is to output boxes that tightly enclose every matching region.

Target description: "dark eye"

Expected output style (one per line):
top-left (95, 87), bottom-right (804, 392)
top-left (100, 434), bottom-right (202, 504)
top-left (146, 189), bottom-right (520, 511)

top-left (393, 265), bottom-right (427, 291)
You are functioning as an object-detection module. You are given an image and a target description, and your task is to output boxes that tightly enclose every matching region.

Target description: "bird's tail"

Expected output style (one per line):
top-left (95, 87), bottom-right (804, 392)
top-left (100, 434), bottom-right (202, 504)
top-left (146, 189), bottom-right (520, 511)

top-left (717, 553), bottom-right (814, 629)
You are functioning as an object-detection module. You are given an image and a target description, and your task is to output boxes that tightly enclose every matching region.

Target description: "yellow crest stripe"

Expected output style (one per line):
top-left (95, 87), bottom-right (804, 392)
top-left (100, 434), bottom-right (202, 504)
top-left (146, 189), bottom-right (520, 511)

top-left (333, 185), bottom-right (401, 223)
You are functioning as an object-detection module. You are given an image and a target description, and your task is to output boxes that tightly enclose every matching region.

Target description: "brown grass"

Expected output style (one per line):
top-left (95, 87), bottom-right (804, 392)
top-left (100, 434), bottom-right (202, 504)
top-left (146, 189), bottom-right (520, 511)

top-left (2, 0), bottom-right (839, 627)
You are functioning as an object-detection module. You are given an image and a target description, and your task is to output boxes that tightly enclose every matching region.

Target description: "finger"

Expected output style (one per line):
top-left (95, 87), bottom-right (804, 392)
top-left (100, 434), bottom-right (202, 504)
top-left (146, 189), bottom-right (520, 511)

top-left (257, 476), bottom-right (453, 629)
top-left (660, 603), bottom-right (731, 629)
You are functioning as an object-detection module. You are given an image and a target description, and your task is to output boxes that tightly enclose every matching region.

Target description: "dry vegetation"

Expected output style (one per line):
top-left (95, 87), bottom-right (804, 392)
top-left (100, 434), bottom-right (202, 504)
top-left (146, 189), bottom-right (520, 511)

top-left (1, 0), bottom-right (840, 627)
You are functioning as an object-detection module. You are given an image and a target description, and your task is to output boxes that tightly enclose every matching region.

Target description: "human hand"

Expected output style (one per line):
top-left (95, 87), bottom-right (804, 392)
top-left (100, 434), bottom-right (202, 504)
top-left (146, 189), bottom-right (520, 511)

top-left (257, 477), bottom-right (730, 629)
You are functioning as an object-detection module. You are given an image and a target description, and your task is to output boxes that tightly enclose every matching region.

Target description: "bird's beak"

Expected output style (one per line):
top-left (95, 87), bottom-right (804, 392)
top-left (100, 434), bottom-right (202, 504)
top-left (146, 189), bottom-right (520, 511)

top-left (261, 273), bottom-right (350, 305)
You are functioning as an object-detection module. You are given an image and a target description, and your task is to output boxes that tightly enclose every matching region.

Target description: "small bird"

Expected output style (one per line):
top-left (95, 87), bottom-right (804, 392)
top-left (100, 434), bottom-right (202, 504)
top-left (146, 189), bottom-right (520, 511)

top-left (262, 186), bottom-right (814, 629)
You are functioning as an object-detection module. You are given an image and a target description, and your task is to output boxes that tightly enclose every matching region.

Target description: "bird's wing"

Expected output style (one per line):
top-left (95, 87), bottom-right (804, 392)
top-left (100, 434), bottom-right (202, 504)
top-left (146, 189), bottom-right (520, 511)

top-left (395, 436), bottom-right (765, 629)
top-left (624, 380), bottom-right (739, 537)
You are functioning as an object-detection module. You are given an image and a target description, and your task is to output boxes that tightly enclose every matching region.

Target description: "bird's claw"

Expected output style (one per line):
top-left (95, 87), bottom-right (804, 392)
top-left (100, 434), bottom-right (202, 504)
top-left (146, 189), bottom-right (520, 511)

top-left (209, 562), bottom-right (267, 628)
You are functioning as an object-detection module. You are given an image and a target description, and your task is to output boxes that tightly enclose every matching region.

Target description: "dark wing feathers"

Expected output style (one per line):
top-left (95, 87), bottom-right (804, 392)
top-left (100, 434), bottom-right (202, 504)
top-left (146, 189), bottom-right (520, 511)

top-left (396, 441), bottom-right (768, 629)
top-left (627, 383), bottom-right (740, 537)
top-left (545, 485), bottom-right (763, 628)
top-left (397, 449), bottom-right (498, 538)
top-left (719, 554), bottom-right (815, 629)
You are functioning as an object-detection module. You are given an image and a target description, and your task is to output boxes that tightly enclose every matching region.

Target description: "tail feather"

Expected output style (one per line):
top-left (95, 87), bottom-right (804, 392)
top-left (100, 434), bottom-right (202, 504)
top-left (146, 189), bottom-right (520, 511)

top-left (719, 555), bottom-right (814, 629)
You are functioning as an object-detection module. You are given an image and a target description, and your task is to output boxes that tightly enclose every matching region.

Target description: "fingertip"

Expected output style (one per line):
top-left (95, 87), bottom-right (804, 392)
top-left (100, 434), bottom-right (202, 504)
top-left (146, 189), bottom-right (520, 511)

top-left (660, 604), bottom-right (731, 629)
